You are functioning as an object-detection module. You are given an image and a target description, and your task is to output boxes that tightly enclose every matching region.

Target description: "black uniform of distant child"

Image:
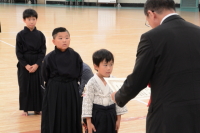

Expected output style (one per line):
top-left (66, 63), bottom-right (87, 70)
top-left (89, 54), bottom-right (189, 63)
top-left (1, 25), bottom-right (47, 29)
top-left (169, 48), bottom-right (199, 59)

top-left (16, 9), bottom-right (46, 115)
top-left (41, 27), bottom-right (83, 133)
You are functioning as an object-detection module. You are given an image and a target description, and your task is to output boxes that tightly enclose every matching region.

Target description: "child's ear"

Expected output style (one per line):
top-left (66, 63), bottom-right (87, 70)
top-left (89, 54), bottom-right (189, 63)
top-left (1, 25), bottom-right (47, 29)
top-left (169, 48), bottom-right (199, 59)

top-left (52, 39), bottom-right (56, 46)
top-left (93, 64), bottom-right (98, 71)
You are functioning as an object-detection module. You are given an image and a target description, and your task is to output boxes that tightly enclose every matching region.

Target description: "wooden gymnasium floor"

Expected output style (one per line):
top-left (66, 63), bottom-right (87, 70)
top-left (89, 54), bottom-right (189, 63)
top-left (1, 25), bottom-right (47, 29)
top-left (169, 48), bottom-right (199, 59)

top-left (0, 3), bottom-right (200, 133)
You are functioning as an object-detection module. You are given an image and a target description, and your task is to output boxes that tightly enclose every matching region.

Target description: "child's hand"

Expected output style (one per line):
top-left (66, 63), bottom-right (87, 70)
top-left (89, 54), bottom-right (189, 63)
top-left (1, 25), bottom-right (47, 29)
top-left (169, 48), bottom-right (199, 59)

top-left (115, 119), bottom-right (120, 132)
top-left (25, 65), bottom-right (32, 72)
top-left (81, 93), bottom-right (86, 97)
top-left (87, 123), bottom-right (96, 133)
top-left (29, 64), bottom-right (38, 73)
top-left (115, 115), bottom-right (121, 132)
top-left (82, 122), bottom-right (87, 130)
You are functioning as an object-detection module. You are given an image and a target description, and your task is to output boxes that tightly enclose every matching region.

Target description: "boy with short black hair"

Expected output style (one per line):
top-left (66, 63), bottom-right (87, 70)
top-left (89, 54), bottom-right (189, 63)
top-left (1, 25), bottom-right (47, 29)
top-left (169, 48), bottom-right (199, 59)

top-left (16, 8), bottom-right (46, 116)
top-left (41, 27), bottom-right (83, 133)
top-left (82, 49), bottom-right (127, 133)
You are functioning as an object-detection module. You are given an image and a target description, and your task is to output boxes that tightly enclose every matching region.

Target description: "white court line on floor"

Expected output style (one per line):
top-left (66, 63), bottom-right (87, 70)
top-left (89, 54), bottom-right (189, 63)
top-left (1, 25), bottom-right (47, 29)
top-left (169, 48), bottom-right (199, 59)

top-left (0, 40), bottom-right (15, 48)
top-left (133, 97), bottom-right (149, 100)
top-left (135, 99), bottom-right (148, 105)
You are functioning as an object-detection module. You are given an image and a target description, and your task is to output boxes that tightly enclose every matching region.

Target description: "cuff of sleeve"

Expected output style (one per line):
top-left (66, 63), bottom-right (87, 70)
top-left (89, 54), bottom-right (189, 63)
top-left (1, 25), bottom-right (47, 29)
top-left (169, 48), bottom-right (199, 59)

top-left (117, 110), bottom-right (128, 115)
top-left (115, 91), bottom-right (125, 107)
top-left (35, 62), bottom-right (41, 66)
top-left (82, 115), bottom-right (92, 118)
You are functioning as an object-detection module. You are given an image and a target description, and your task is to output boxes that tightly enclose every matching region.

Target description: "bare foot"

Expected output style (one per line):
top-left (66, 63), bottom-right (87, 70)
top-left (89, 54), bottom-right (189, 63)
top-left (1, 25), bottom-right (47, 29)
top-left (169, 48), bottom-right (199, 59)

top-left (34, 111), bottom-right (41, 115)
top-left (22, 111), bottom-right (28, 116)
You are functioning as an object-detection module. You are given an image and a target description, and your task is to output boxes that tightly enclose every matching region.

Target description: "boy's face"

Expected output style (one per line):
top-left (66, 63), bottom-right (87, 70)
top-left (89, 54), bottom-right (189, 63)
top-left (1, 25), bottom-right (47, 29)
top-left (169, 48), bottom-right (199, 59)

top-left (23, 17), bottom-right (37, 30)
top-left (94, 59), bottom-right (114, 78)
top-left (53, 31), bottom-right (70, 52)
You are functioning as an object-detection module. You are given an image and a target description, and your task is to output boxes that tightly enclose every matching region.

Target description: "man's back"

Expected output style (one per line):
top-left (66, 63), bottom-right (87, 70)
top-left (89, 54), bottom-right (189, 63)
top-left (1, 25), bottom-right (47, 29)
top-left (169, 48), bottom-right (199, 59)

top-left (113, 1), bottom-right (200, 133)
top-left (146, 15), bottom-right (200, 133)
top-left (147, 15), bottom-right (200, 102)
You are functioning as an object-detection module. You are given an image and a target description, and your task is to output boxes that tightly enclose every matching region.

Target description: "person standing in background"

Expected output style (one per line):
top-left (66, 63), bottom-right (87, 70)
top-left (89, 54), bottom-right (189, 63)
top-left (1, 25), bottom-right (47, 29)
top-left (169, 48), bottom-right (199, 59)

top-left (16, 9), bottom-right (46, 116)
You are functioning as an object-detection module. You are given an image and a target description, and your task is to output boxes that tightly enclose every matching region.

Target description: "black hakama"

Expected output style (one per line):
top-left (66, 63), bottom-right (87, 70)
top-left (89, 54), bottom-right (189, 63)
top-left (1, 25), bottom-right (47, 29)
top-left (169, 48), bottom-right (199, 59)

top-left (89, 104), bottom-right (117, 133)
top-left (41, 77), bottom-right (82, 133)
top-left (41, 47), bottom-right (83, 133)
top-left (16, 26), bottom-right (46, 112)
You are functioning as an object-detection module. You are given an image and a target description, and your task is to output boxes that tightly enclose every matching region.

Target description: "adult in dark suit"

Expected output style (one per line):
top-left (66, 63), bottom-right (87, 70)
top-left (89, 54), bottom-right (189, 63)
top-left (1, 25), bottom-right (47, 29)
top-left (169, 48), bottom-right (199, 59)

top-left (79, 62), bottom-right (94, 98)
top-left (79, 62), bottom-right (93, 132)
top-left (111, 0), bottom-right (200, 133)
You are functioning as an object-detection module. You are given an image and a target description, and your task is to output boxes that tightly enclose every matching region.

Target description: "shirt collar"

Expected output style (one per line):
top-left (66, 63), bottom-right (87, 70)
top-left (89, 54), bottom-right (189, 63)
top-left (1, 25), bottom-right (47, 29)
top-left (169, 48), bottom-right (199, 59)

top-left (24, 26), bottom-right (36, 32)
top-left (160, 13), bottom-right (178, 25)
top-left (55, 46), bottom-right (69, 53)
top-left (94, 73), bottom-right (114, 86)
top-left (94, 74), bottom-right (108, 88)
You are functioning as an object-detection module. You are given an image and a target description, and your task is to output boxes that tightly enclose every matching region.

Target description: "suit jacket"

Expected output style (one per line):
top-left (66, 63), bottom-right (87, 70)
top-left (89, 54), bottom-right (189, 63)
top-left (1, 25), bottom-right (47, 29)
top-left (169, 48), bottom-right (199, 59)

top-left (79, 62), bottom-right (94, 96)
top-left (115, 15), bottom-right (200, 133)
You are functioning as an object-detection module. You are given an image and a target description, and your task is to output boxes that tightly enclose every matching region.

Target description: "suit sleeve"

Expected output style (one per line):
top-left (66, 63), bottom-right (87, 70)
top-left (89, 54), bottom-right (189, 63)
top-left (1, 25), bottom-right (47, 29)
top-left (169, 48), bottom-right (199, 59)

top-left (36, 32), bottom-right (46, 66)
top-left (79, 68), bottom-right (94, 95)
top-left (16, 33), bottom-right (28, 67)
top-left (115, 33), bottom-right (155, 107)
top-left (78, 54), bottom-right (83, 82)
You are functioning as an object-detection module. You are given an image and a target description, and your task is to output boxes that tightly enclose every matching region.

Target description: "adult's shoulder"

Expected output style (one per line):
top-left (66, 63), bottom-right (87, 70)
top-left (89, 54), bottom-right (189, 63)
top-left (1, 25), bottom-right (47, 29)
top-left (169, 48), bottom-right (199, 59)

top-left (142, 23), bottom-right (168, 40)
top-left (184, 20), bottom-right (200, 30)
top-left (83, 62), bottom-right (91, 69)
top-left (143, 24), bottom-right (162, 35)
top-left (86, 76), bottom-right (95, 85)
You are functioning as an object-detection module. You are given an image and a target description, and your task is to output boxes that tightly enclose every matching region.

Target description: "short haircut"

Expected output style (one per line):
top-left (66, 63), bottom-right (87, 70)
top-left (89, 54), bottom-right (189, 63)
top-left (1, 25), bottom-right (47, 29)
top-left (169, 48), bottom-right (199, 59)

top-left (52, 27), bottom-right (70, 39)
top-left (144, 0), bottom-right (175, 16)
top-left (92, 49), bottom-right (114, 66)
top-left (23, 9), bottom-right (38, 19)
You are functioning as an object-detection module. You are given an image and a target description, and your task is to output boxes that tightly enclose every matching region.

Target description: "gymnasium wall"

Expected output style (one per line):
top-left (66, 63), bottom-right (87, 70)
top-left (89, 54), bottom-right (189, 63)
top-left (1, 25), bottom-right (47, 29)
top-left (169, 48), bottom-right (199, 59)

top-left (45, 0), bottom-right (200, 7)
top-left (83, 0), bottom-right (180, 4)
top-left (46, 0), bottom-right (181, 3)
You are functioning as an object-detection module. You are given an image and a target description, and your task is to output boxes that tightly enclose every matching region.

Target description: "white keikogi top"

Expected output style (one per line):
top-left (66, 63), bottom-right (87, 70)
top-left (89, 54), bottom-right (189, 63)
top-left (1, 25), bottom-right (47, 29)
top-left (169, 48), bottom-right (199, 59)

top-left (82, 74), bottom-right (128, 118)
